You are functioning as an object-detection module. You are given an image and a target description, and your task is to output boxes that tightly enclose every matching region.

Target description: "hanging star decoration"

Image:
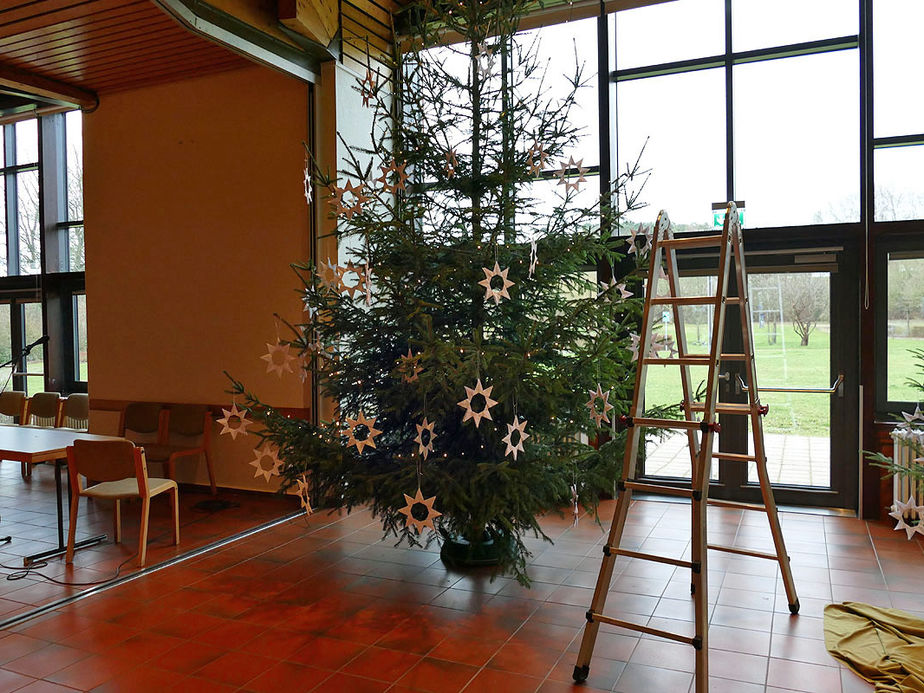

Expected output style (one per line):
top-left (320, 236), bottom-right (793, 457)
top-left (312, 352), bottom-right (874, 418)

top-left (250, 442), bottom-right (282, 482)
top-left (889, 496), bottom-right (924, 540)
top-left (527, 142), bottom-right (548, 177)
top-left (217, 403), bottom-right (252, 440)
top-left (445, 149), bottom-right (459, 178)
top-left (598, 276), bottom-right (617, 301)
top-left (328, 181), bottom-right (369, 220)
top-left (617, 282), bottom-right (633, 299)
top-left (261, 341), bottom-right (297, 377)
top-left (627, 223), bottom-right (647, 255)
top-left (902, 405), bottom-right (924, 426)
top-left (629, 332), bottom-right (641, 362)
top-left (478, 262), bottom-right (515, 305)
top-left (303, 159), bottom-right (311, 205)
top-left (339, 261), bottom-right (368, 299)
top-left (414, 418), bottom-right (436, 460)
top-left (399, 487), bottom-right (442, 534)
top-left (376, 159), bottom-right (408, 194)
top-left (295, 474), bottom-right (313, 517)
top-left (585, 384), bottom-right (614, 427)
top-left (360, 67), bottom-right (377, 106)
top-left (501, 417), bottom-right (529, 460)
top-left (528, 239), bottom-right (538, 279)
top-left (475, 41), bottom-right (496, 79)
top-left (457, 378), bottom-right (499, 428)
top-left (556, 157), bottom-right (588, 193)
top-left (649, 333), bottom-right (678, 362)
top-left (302, 292), bottom-right (318, 318)
top-left (397, 348), bottom-right (423, 382)
top-left (345, 411), bottom-right (382, 454)
top-left (316, 258), bottom-right (344, 294)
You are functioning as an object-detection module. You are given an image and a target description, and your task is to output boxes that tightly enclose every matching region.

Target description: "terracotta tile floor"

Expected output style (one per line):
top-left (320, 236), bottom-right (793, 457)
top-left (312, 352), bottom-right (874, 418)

top-left (0, 498), bottom-right (920, 691)
top-left (0, 460), bottom-right (297, 617)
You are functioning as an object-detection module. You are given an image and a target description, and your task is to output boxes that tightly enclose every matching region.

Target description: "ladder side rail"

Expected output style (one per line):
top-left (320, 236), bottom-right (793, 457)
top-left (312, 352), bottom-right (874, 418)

top-left (730, 217), bottom-right (800, 613)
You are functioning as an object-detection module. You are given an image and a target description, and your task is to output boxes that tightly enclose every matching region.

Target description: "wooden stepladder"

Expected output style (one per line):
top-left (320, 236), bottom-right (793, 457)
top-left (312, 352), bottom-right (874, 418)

top-left (573, 203), bottom-right (799, 691)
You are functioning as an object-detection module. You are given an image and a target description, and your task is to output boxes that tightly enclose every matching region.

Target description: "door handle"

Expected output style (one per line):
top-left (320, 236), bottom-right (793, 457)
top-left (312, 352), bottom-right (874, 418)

top-left (736, 372), bottom-right (845, 395)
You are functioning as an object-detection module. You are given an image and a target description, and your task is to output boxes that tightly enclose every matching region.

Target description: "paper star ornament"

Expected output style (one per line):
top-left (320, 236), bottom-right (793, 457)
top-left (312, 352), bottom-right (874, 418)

top-left (475, 41), bottom-right (496, 79)
top-left (295, 474), bottom-right (312, 516)
top-left (528, 239), bottom-right (538, 278)
top-left (501, 417), bottom-right (529, 460)
top-left (345, 411), bottom-right (382, 454)
top-left (527, 142), bottom-right (548, 177)
top-left (328, 181), bottom-right (369, 220)
top-left (217, 403), bottom-right (252, 440)
top-left (397, 348), bottom-right (423, 382)
top-left (457, 378), bottom-right (499, 428)
top-left (303, 159), bottom-right (311, 205)
top-left (317, 258), bottom-right (344, 293)
top-left (414, 418), bottom-right (436, 460)
top-left (617, 283), bottom-right (633, 299)
top-left (262, 341), bottom-right (297, 377)
top-left (889, 496), bottom-right (924, 540)
top-left (360, 68), bottom-right (377, 106)
top-left (445, 149), bottom-right (459, 178)
top-left (629, 332), bottom-right (641, 362)
top-left (902, 405), bottom-right (924, 424)
top-left (250, 442), bottom-right (282, 482)
top-left (586, 384), bottom-right (614, 427)
top-left (399, 487), bottom-right (442, 534)
top-left (598, 276), bottom-right (617, 301)
top-left (339, 260), bottom-right (368, 299)
top-left (376, 159), bottom-right (408, 194)
top-left (478, 262), bottom-right (514, 305)
top-left (556, 157), bottom-right (587, 193)
top-left (627, 223), bottom-right (647, 255)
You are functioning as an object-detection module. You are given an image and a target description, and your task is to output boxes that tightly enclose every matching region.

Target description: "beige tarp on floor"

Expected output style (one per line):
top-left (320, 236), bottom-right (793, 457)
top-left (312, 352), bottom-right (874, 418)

top-left (824, 601), bottom-right (924, 692)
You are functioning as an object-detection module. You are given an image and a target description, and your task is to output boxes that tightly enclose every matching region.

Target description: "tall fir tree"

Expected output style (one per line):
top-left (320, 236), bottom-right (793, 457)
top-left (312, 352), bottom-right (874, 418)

top-left (231, 0), bottom-right (655, 583)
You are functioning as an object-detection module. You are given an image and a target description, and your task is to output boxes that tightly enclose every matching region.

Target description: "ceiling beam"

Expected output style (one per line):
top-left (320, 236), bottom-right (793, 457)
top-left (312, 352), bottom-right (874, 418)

top-left (0, 63), bottom-right (98, 111)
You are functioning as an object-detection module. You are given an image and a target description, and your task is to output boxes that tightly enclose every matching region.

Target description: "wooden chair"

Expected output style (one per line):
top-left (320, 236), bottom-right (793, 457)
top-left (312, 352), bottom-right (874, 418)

top-left (57, 393), bottom-right (89, 430)
top-left (0, 391), bottom-right (26, 478)
top-left (25, 392), bottom-right (62, 427)
top-left (119, 402), bottom-right (164, 444)
top-left (66, 439), bottom-right (179, 567)
top-left (143, 405), bottom-right (216, 495)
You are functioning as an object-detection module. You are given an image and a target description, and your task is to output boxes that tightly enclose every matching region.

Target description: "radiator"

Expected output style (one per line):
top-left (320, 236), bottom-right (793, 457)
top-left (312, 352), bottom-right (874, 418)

top-left (890, 430), bottom-right (923, 512)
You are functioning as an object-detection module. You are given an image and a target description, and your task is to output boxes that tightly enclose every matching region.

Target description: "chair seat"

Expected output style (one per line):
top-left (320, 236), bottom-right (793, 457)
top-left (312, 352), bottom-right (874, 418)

top-left (141, 444), bottom-right (204, 461)
top-left (83, 477), bottom-right (177, 499)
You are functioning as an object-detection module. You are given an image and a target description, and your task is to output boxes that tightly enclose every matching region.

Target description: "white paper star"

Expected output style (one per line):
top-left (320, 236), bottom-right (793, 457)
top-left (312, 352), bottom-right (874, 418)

top-left (397, 348), bottom-right (423, 382)
top-left (376, 159), bottom-right (408, 194)
top-left (295, 474), bottom-right (312, 516)
top-left (889, 496), bottom-right (924, 540)
top-left (556, 157), bottom-right (588, 193)
top-left (339, 260), bottom-right (367, 299)
top-left (478, 262), bottom-right (514, 305)
top-left (528, 239), bottom-right (538, 278)
top-left (629, 332), bottom-right (641, 362)
top-left (586, 384), bottom-right (613, 428)
top-left (598, 276), bottom-right (617, 301)
top-left (628, 223), bottom-right (647, 255)
top-left (527, 142), bottom-right (548, 177)
top-left (414, 417), bottom-right (436, 460)
top-left (617, 282), bottom-right (633, 299)
top-left (345, 411), bottom-right (382, 454)
top-left (445, 149), bottom-right (459, 178)
top-left (217, 403), bottom-right (252, 440)
top-left (317, 258), bottom-right (344, 294)
top-left (360, 67), bottom-right (376, 106)
top-left (303, 159), bottom-right (311, 205)
top-left (328, 181), bottom-right (369, 220)
top-left (457, 378), bottom-right (499, 428)
top-left (903, 405), bottom-right (924, 424)
top-left (250, 442), bottom-right (282, 482)
top-left (501, 417), bottom-right (529, 460)
top-left (475, 42), bottom-right (496, 79)
top-left (398, 487), bottom-right (442, 534)
top-left (261, 341), bottom-right (297, 377)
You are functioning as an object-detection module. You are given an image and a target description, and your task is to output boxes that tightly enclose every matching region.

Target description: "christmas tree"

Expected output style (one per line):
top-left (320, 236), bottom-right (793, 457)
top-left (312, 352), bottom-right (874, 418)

top-left (230, 0), bottom-right (653, 583)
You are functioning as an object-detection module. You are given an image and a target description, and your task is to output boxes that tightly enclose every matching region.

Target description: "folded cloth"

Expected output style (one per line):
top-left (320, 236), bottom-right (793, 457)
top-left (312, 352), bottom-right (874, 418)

top-left (824, 601), bottom-right (924, 692)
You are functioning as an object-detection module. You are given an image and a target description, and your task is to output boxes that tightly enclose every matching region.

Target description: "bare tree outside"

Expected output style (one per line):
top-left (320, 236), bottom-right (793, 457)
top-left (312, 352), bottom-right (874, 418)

top-left (786, 274), bottom-right (830, 346)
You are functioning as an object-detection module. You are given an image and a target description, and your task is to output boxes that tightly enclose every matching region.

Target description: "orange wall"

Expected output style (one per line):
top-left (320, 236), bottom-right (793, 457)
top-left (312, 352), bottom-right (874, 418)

top-left (83, 65), bottom-right (310, 490)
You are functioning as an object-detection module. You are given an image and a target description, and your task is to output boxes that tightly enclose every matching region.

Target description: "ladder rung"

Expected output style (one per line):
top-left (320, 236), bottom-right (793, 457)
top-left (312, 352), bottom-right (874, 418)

top-left (707, 498), bottom-right (767, 511)
top-left (720, 353), bottom-right (748, 360)
top-left (690, 402), bottom-right (754, 414)
top-left (627, 417), bottom-right (708, 431)
top-left (608, 547), bottom-right (694, 570)
top-left (624, 481), bottom-right (694, 498)
top-left (707, 543), bottom-right (780, 561)
top-left (711, 451), bottom-right (758, 462)
top-left (650, 296), bottom-right (716, 306)
top-left (642, 356), bottom-right (713, 366)
top-left (587, 612), bottom-right (697, 646)
top-left (660, 235), bottom-right (724, 250)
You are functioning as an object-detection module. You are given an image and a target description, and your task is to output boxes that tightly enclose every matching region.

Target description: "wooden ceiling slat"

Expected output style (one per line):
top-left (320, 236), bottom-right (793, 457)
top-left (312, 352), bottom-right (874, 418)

top-left (56, 45), bottom-right (247, 83)
top-left (92, 57), bottom-right (246, 92)
top-left (0, 3), bottom-right (153, 44)
top-left (0, 0), bottom-right (134, 30)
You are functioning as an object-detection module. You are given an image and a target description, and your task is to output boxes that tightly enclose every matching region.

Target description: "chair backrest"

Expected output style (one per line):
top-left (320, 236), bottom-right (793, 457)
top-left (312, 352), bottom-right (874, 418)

top-left (121, 402), bottom-right (162, 436)
top-left (26, 392), bottom-right (61, 427)
top-left (0, 391), bottom-right (25, 421)
top-left (59, 393), bottom-right (89, 429)
top-left (68, 439), bottom-right (146, 484)
top-left (168, 404), bottom-right (209, 437)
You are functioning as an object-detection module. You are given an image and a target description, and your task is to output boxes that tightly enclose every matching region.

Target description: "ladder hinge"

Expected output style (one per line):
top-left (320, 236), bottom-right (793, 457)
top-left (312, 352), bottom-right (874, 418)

top-left (692, 636), bottom-right (703, 650)
top-left (585, 610), bottom-right (595, 623)
top-left (699, 420), bottom-right (721, 433)
top-left (620, 415), bottom-right (634, 428)
top-left (692, 490), bottom-right (703, 501)
top-left (691, 561), bottom-right (701, 573)
top-left (758, 404), bottom-right (769, 416)
top-left (603, 545), bottom-right (612, 557)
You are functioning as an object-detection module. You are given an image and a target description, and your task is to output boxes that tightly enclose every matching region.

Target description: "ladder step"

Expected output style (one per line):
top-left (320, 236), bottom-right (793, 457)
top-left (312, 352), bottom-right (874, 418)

top-left (642, 356), bottom-right (713, 366)
top-left (649, 296), bottom-right (742, 306)
top-left (720, 353), bottom-right (748, 360)
top-left (607, 547), bottom-right (695, 570)
top-left (586, 612), bottom-right (698, 647)
top-left (707, 543), bottom-right (781, 561)
top-left (707, 498), bottom-right (767, 511)
top-left (660, 235), bottom-right (725, 250)
top-left (711, 452), bottom-right (759, 462)
top-left (691, 402), bottom-right (754, 414)
top-left (624, 481), bottom-right (694, 498)
top-left (626, 417), bottom-right (711, 431)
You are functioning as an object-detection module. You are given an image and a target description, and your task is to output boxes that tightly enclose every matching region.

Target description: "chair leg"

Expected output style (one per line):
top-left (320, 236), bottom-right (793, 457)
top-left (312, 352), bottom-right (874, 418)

top-left (113, 500), bottom-right (121, 544)
top-left (138, 497), bottom-right (150, 568)
top-left (66, 494), bottom-right (80, 564)
top-left (170, 487), bottom-right (180, 546)
top-left (204, 450), bottom-right (217, 496)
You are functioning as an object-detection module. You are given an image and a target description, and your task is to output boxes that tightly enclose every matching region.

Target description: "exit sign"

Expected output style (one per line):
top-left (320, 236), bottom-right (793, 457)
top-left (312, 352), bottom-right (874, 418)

top-left (711, 202), bottom-right (745, 230)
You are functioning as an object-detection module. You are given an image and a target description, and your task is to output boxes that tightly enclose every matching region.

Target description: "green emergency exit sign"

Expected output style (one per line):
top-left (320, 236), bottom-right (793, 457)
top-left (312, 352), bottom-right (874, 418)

top-left (712, 202), bottom-right (745, 230)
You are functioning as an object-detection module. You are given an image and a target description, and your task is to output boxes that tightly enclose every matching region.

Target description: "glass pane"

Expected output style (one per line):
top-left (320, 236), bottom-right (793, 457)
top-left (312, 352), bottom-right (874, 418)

top-left (875, 145), bottom-right (924, 221)
top-left (66, 110), bottom-right (83, 222)
top-left (17, 170), bottom-right (41, 275)
top-left (518, 18), bottom-right (599, 165)
top-left (68, 225), bottom-right (85, 271)
top-left (0, 304), bottom-right (10, 406)
top-left (733, 0), bottom-right (858, 52)
top-left (74, 294), bottom-right (88, 382)
top-left (747, 272), bottom-right (831, 488)
top-left (874, 0), bottom-right (924, 138)
top-left (886, 255), bottom-right (924, 402)
top-left (23, 302), bottom-right (44, 396)
top-left (616, 0), bottom-right (725, 70)
top-left (734, 50), bottom-right (859, 227)
top-left (0, 179), bottom-right (6, 276)
top-left (617, 68), bottom-right (725, 231)
top-left (644, 275), bottom-right (719, 481)
top-left (15, 119), bottom-right (37, 166)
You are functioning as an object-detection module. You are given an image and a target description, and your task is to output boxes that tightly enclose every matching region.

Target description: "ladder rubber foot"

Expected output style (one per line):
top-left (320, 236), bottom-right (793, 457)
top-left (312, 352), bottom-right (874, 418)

top-left (789, 600), bottom-right (800, 615)
top-left (573, 665), bottom-right (589, 683)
